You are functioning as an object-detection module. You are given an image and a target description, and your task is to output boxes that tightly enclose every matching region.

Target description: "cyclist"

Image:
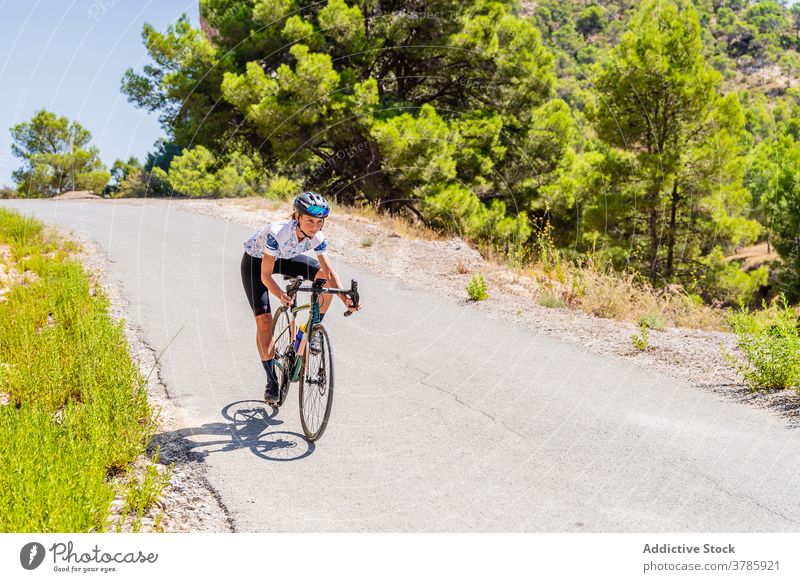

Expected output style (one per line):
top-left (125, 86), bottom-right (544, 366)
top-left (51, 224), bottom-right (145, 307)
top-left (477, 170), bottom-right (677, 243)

top-left (240, 191), bottom-right (361, 405)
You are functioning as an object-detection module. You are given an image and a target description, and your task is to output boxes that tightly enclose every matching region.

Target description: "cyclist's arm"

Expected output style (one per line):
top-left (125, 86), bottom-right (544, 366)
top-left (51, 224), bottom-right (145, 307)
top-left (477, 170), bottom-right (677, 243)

top-left (260, 254), bottom-right (286, 299)
top-left (317, 253), bottom-right (349, 306)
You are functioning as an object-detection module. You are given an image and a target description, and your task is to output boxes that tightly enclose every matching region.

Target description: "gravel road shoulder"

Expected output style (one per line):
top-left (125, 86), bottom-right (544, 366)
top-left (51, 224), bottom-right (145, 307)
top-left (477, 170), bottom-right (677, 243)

top-left (65, 227), bottom-right (234, 532)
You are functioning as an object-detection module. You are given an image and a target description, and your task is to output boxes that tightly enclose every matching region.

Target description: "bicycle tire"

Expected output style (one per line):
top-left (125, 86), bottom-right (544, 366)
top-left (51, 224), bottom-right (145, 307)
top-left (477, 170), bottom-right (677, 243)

top-left (271, 306), bottom-right (293, 407)
top-left (299, 324), bottom-right (334, 441)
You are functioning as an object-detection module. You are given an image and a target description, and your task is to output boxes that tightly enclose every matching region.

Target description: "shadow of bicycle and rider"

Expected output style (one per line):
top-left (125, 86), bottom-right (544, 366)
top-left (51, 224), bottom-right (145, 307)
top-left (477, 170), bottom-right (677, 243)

top-left (148, 400), bottom-right (316, 464)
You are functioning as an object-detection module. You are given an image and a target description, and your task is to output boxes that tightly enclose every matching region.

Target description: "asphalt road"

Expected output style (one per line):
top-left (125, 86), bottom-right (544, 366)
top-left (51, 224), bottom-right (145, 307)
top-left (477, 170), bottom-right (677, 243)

top-left (4, 199), bottom-right (800, 532)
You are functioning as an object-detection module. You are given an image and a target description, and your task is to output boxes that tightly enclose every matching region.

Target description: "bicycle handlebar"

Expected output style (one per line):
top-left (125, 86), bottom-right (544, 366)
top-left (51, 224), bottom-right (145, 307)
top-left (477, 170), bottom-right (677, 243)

top-left (283, 276), bottom-right (360, 316)
top-left (343, 280), bottom-right (359, 318)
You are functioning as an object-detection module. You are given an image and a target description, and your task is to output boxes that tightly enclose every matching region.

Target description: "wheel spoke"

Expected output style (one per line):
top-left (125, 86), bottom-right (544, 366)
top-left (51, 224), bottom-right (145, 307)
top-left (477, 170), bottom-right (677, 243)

top-left (271, 308), bottom-right (293, 403)
top-left (300, 326), bottom-right (333, 439)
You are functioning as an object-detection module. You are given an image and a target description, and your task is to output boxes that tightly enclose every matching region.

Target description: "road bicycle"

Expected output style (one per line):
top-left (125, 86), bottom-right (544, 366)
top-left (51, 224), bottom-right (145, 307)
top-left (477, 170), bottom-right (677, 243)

top-left (269, 275), bottom-right (360, 441)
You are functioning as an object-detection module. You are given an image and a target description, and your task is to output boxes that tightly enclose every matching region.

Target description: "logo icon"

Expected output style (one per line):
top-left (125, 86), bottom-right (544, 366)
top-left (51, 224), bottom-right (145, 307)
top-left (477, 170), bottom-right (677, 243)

top-left (20, 542), bottom-right (46, 570)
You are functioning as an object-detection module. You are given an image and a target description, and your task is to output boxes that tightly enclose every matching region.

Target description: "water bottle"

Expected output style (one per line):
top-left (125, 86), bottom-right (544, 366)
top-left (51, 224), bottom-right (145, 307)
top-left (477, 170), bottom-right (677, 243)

top-left (293, 323), bottom-right (307, 352)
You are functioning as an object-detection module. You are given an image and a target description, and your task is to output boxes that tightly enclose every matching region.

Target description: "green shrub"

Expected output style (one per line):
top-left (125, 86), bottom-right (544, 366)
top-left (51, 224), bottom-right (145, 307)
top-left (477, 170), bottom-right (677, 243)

top-left (724, 294), bottom-right (800, 392)
top-left (631, 323), bottom-right (650, 350)
top-left (165, 146), bottom-right (258, 197)
top-left (117, 168), bottom-right (171, 198)
top-left (639, 312), bottom-right (666, 330)
top-left (696, 247), bottom-right (769, 307)
top-left (266, 175), bottom-right (302, 200)
top-left (466, 272), bottom-right (488, 301)
top-left (420, 183), bottom-right (531, 251)
top-left (165, 146), bottom-right (218, 197)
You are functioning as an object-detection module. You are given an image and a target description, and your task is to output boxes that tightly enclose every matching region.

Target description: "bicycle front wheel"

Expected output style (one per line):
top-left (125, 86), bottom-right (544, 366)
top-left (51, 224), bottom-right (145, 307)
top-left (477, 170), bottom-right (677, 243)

top-left (271, 306), bottom-right (293, 406)
top-left (299, 324), bottom-right (334, 441)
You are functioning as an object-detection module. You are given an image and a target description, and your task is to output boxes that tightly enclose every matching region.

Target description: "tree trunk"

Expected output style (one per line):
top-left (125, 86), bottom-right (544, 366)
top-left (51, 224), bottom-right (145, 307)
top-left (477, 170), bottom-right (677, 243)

top-left (648, 205), bottom-right (659, 283)
top-left (397, 52), bottom-right (406, 99)
top-left (666, 180), bottom-right (679, 281)
top-left (647, 179), bottom-right (662, 283)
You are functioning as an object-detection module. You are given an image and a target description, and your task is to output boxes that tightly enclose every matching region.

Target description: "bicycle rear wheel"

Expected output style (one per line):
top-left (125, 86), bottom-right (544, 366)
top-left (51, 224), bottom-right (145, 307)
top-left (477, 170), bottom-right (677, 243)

top-left (299, 324), bottom-right (334, 441)
top-left (271, 307), bottom-right (293, 406)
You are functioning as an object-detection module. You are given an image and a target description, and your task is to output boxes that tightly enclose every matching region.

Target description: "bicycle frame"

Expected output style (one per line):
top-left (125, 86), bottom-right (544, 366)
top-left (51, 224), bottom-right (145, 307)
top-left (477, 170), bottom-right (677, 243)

top-left (286, 292), bottom-right (322, 382)
top-left (282, 276), bottom-right (358, 383)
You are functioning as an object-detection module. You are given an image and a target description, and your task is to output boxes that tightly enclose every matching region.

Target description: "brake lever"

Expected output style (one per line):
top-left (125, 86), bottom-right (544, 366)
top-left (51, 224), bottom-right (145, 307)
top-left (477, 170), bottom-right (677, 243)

top-left (283, 279), bottom-right (301, 310)
top-left (343, 280), bottom-right (359, 317)
top-left (286, 276), bottom-right (304, 297)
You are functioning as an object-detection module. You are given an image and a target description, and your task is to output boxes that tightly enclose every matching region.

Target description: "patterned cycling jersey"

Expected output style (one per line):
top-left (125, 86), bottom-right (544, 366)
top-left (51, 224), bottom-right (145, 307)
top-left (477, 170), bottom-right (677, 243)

top-left (243, 219), bottom-right (328, 259)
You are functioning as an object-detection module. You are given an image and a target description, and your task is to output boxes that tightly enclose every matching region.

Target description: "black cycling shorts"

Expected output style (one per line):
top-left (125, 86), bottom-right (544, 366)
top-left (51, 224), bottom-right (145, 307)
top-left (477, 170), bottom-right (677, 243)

top-left (240, 251), bottom-right (320, 316)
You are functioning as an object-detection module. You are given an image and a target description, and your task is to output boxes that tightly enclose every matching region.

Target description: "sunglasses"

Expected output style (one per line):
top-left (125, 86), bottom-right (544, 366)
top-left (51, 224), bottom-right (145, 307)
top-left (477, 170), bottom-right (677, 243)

top-left (307, 204), bottom-right (330, 217)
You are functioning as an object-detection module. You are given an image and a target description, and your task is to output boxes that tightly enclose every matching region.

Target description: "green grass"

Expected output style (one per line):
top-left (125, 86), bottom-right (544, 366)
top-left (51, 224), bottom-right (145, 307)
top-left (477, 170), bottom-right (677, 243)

top-left (124, 449), bottom-right (172, 516)
top-left (0, 208), bottom-right (155, 532)
top-left (116, 448), bottom-right (172, 533)
top-left (537, 294), bottom-right (566, 309)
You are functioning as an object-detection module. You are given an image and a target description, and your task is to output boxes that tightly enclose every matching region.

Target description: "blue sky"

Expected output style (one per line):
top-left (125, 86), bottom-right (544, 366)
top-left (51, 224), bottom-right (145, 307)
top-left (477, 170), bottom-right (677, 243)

top-left (0, 0), bottom-right (199, 186)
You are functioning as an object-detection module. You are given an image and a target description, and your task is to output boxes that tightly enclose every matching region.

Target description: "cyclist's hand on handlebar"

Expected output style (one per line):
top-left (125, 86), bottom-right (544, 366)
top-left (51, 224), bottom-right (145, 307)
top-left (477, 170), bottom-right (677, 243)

top-left (344, 296), bottom-right (362, 313)
top-left (278, 291), bottom-right (293, 307)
